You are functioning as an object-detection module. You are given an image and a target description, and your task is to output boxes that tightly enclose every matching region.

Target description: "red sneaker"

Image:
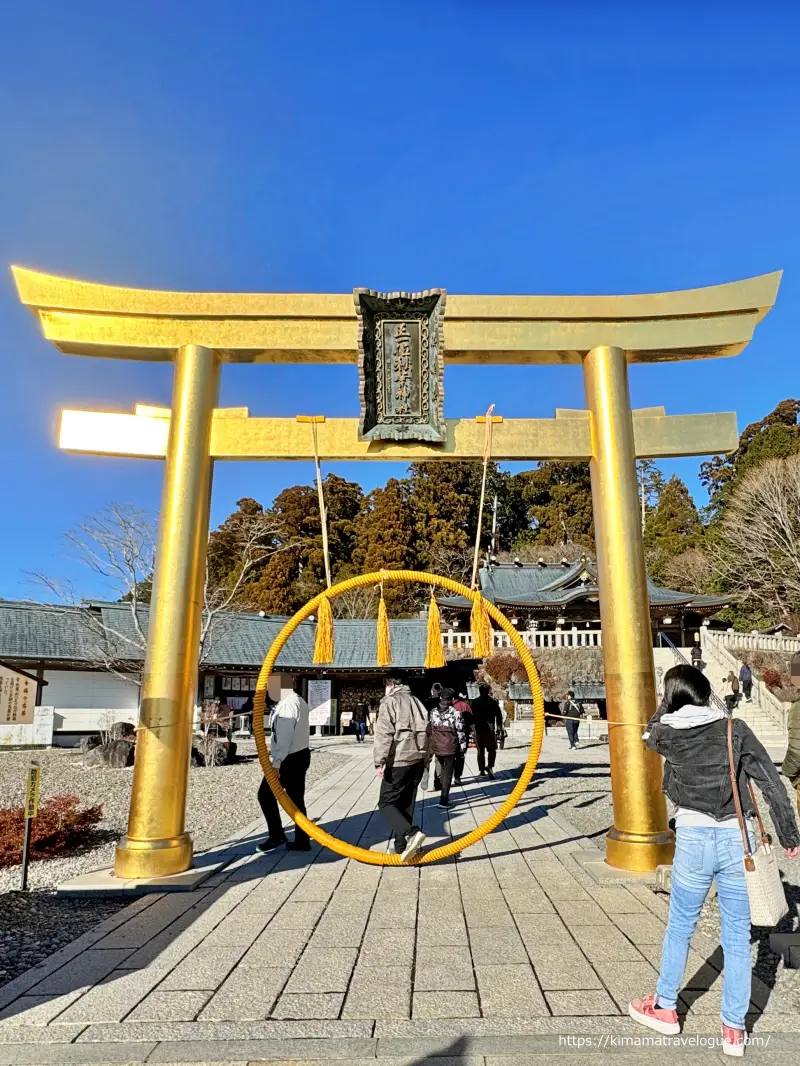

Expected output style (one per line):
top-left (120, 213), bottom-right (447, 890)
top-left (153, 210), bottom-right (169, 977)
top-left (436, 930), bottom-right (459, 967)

top-left (722, 1024), bottom-right (745, 1057)
top-left (628, 993), bottom-right (680, 1036)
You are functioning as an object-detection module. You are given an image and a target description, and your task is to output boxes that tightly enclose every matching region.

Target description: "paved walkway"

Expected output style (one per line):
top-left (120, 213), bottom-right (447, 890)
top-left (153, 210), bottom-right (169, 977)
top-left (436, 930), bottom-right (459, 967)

top-left (0, 739), bottom-right (799, 1064)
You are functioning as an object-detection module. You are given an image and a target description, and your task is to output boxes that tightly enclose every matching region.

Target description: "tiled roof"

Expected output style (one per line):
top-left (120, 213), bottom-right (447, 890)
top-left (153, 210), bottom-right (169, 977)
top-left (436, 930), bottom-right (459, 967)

top-left (0, 600), bottom-right (431, 672)
top-left (0, 602), bottom-right (105, 661)
top-left (439, 561), bottom-right (728, 612)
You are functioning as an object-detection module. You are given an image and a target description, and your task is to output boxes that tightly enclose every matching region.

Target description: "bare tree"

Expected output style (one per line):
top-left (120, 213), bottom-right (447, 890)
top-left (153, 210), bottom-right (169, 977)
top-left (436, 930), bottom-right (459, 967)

top-left (200, 505), bottom-right (295, 658)
top-left (28, 504), bottom-right (154, 686)
top-left (28, 501), bottom-right (296, 685)
top-left (663, 548), bottom-right (712, 595)
top-left (197, 700), bottom-right (234, 767)
top-left (709, 455), bottom-right (800, 622)
top-left (332, 585), bottom-right (379, 619)
top-left (425, 540), bottom-right (475, 584)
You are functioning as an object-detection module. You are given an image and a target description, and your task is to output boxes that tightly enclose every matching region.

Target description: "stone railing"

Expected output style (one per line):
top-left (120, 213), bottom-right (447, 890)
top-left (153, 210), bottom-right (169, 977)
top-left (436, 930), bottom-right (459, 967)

top-left (708, 630), bottom-right (800, 654)
top-left (442, 627), bottom-right (602, 651)
top-left (702, 632), bottom-right (788, 733)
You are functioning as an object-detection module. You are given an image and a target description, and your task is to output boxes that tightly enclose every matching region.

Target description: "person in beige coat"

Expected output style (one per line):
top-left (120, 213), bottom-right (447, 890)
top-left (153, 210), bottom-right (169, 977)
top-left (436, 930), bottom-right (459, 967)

top-left (374, 671), bottom-right (430, 862)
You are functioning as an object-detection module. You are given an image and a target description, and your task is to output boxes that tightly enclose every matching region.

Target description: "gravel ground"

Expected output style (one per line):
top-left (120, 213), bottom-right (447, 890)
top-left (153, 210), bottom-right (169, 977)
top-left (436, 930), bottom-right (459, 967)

top-left (505, 729), bottom-right (800, 1002)
top-left (0, 741), bottom-right (349, 987)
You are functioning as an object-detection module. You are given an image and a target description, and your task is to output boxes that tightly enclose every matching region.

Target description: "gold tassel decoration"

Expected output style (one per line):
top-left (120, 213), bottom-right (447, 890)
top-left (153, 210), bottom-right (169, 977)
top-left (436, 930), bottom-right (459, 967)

top-left (376, 586), bottom-right (392, 667)
top-left (313, 594), bottom-right (335, 664)
top-left (470, 593), bottom-right (493, 658)
top-left (425, 592), bottom-right (446, 670)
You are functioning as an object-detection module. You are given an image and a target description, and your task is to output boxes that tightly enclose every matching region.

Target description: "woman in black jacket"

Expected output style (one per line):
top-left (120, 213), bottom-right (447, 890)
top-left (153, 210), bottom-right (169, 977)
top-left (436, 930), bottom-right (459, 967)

top-left (427, 688), bottom-right (467, 810)
top-left (629, 664), bottom-right (799, 1057)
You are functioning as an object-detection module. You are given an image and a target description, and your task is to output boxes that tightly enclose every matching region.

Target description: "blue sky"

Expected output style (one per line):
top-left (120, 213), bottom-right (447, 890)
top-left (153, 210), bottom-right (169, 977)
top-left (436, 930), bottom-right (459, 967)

top-left (1, 1), bottom-right (799, 600)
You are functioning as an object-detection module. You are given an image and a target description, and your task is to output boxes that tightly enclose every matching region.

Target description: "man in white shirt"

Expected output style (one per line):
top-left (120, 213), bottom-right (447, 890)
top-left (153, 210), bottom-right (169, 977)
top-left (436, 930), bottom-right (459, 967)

top-left (256, 681), bottom-right (312, 853)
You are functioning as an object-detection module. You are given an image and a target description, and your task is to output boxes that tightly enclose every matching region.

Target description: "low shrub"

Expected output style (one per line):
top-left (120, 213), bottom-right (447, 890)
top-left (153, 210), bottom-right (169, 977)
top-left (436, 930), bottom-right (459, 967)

top-left (0, 794), bottom-right (103, 868)
top-left (761, 667), bottom-right (784, 690)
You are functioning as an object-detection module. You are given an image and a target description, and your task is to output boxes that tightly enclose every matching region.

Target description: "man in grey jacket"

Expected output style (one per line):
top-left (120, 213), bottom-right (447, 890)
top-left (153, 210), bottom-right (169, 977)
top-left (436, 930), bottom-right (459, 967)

top-left (375, 671), bottom-right (430, 862)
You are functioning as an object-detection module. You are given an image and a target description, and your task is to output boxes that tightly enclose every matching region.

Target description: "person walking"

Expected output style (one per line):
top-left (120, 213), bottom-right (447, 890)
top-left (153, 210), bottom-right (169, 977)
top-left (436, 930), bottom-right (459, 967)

top-left (720, 673), bottom-right (735, 712)
top-left (421, 683), bottom-right (444, 792)
top-left (256, 681), bottom-right (312, 853)
top-left (374, 671), bottom-right (430, 862)
top-left (452, 691), bottom-right (472, 784)
top-left (730, 671), bottom-right (741, 708)
top-left (353, 701), bottom-right (368, 743)
top-left (690, 642), bottom-right (704, 671)
top-left (629, 664), bottom-right (799, 1057)
top-left (470, 684), bottom-right (503, 779)
top-left (781, 651), bottom-right (800, 819)
top-left (428, 687), bottom-right (468, 809)
top-left (739, 662), bottom-right (753, 704)
top-left (367, 699), bottom-right (378, 736)
top-left (560, 689), bottom-right (582, 749)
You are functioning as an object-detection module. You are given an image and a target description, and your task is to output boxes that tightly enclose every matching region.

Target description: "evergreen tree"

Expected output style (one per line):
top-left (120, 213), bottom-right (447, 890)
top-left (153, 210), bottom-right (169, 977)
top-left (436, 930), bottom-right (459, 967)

top-left (492, 471), bottom-right (530, 554)
top-left (352, 477), bottom-right (419, 614)
top-left (356, 478), bottom-right (417, 573)
top-left (643, 475), bottom-right (702, 585)
top-left (235, 475), bottom-right (364, 612)
top-left (515, 462), bottom-right (594, 549)
top-left (700, 399), bottom-right (800, 522)
top-left (637, 459), bottom-right (666, 531)
top-left (408, 461), bottom-right (488, 578)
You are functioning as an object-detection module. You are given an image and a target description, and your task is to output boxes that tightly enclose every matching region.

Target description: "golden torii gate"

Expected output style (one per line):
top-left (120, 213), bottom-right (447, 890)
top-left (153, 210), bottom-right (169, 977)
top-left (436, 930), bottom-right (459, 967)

top-left (12, 266), bottom-right (781, 879)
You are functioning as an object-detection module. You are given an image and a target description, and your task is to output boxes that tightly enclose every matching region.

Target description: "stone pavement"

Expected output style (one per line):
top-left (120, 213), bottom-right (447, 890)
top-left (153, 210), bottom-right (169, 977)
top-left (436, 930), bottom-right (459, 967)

top-left (1, 738), bottom-right (799, 1064)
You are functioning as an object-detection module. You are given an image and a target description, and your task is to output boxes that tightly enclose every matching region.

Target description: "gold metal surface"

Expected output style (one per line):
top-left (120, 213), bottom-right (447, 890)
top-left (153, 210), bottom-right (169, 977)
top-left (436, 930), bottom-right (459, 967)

top-left (16, 263), bottom-right (781, 880)
top-left (13, 267), bottom-right (780, 365)
top-left (584, 345), bottom-right (675, 872)
top-left (59, 408), bottom-right (738, 462)
top-left (114, 344), bottom-right (220, 879)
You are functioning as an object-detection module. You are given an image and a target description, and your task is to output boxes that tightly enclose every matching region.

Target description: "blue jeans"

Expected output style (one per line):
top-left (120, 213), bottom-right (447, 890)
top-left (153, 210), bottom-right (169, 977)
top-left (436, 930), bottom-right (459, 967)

top-left (354, 721), bottom-right (366, 742)
top-left (656, 826), bottom-right (752, 1029)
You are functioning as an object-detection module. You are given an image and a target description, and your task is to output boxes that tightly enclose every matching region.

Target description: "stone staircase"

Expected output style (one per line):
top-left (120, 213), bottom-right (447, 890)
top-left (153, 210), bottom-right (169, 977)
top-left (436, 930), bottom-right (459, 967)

top-left (732, 697), bottom-right (788, 749)
top-left (701, 632), bottom-right (788, 750)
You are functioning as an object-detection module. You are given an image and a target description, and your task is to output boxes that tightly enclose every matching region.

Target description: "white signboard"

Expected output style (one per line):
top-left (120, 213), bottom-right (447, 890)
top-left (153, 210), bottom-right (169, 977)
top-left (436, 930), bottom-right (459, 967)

top-left (307, 679), bottom-right (333, 727)
top-left (0, 665), bottom-right (37, 725)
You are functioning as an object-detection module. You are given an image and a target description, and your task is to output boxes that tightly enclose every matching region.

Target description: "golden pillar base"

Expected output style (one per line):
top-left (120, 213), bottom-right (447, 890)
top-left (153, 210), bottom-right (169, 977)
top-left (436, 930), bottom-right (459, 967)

top-left (115, 832), bottom-right (194, 879)
top-left (605, 827), bottom-right (675, 873)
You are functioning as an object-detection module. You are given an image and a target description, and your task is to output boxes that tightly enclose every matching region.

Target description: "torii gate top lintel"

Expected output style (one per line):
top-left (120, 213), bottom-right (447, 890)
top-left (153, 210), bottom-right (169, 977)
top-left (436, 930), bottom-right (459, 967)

top-left (11, 267), bottom-right (781, 365)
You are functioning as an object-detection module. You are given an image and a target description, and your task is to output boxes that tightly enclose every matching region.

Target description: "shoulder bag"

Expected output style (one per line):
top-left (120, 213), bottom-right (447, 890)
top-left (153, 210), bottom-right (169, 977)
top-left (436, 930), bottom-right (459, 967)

top-left (727, 718), bottom-right (789, 926)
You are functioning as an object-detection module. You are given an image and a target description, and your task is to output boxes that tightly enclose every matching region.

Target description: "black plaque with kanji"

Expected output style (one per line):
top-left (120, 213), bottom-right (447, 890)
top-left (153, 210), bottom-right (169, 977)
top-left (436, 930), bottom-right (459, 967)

top-left (355, 288), bottom-right (446, 443)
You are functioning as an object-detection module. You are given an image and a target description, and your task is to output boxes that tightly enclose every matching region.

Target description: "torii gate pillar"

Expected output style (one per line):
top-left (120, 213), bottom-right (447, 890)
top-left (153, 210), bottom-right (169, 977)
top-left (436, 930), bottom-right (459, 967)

top-left (584, 345), bottom-right (673, 870)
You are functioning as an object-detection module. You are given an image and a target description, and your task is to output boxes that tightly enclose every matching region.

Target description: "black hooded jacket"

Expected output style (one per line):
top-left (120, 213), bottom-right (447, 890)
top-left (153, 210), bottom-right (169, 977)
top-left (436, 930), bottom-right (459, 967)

top-left (644, 708), bottom-right (800, 850)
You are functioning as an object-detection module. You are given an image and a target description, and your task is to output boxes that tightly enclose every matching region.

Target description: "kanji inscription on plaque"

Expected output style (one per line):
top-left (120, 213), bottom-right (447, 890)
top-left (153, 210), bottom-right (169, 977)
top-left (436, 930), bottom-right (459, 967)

top-left (355, 288), bottom-right (446, 443)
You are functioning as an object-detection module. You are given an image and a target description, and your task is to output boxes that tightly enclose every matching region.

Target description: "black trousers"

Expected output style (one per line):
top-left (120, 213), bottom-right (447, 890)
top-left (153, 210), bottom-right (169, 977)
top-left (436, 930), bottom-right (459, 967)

top-left (475, 730), bottom-right (497, 773)
top-left (257, 747), bottom-right (311, 846)
top-left (379, 761), bottom-right (424, 850)
top-left (438, 754), bottom-right (455, 802)
top-left (454, 751), bottom-right (465, 781)
top-left (565, 719), bottom-right (580, 747)
top-left (742, 679), bottom-right (753, 701)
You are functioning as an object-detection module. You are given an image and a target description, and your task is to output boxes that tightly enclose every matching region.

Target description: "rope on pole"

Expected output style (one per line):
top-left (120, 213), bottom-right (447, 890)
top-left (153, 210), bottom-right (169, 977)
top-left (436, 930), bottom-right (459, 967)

top-left (297, 415), bottom-right (332, 589)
